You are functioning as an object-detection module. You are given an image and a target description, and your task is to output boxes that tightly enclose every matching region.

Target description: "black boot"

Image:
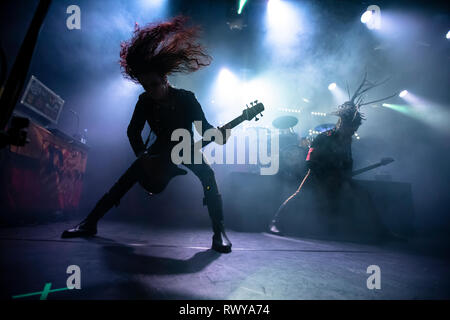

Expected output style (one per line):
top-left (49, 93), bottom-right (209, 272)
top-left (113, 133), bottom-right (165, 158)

top-left (61, 192), bottom-right (115, 238)
top-left (212, 220), bottom-right (232, 253)
top-left (61, 219), bottom-right (97, 238)
top-left (204, 193), bottom-right (232, 253)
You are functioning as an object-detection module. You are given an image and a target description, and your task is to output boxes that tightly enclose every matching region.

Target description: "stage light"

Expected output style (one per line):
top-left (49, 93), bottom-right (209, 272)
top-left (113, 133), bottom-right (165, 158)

top-left (360, 5), bottom-right (381, 30)
top-left (138, 0), bottom-right (168, 19)
top-left (211, 68), bottom-right (241, 115)
top-left (237, 0), bottom-right (248, 15)
top-left (327, 83), bottom-right (347, 104)
top-left (278, 107), bottom-right (301, 113)
top-left (267, 0), bottom-right (290, 31)
top-left (361, 10), bottom-right (372, 24)
top-left (399, 90), bottom-right (408, 98)
top-left (267, 0), bottom-right (284, 26)
top-left (140, 0), bottom-right (165, 9)
top-left (266, 0), bottom-right (302, 48)
top-left (446, 30), bottom-right (450, 39)
top-left (218, 68), bottom-right (238, 89)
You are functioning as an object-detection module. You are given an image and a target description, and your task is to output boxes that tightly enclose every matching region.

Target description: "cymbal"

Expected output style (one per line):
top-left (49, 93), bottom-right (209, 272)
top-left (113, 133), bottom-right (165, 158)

top-left (272, 116), bottom-right (298, 129)
top-left (314, 123), bottom-right (335, 133)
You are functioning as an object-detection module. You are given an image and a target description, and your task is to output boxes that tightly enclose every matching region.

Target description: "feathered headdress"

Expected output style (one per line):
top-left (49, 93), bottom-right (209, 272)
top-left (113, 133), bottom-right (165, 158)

top-left (331, 73), bottom-right (398, 129)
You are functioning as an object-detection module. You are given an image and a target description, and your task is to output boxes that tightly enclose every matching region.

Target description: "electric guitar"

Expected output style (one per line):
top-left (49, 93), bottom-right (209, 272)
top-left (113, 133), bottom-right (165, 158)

top-left (351, 157), bottom-right (394, 177)
top-left (136, 101), bottom-right (265, 194)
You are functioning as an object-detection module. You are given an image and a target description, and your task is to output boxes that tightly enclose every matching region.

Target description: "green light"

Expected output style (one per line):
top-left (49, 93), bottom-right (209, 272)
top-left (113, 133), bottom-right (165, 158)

top-left (382, 103), bottom-right (408, 114)
top-left (382, 103), bottom-right (418, 118)
top-left (238, 0), bottom-right (248, 14)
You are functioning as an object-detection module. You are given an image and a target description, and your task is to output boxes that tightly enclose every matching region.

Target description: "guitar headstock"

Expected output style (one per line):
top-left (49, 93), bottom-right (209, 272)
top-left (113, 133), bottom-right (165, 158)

top-left (380, 157), bottom-right (395, 165)
top-left (242, 100), bottom-right (265, 122)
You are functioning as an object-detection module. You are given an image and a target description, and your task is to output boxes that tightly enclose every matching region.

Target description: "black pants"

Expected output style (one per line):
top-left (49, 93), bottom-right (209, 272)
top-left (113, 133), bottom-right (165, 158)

top-left (272, 170), bottom-right (389, 239)
top-left (85, 152), bottom-right (223, 224)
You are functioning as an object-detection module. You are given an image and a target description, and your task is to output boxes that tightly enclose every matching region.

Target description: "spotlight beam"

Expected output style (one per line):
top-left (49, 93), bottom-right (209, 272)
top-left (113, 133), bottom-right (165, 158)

top-left (328, 83), bottom-right (347, 104)
top-left (237, 0), bottom-right (248, 15)
top-left (385, 92), bottom-right (450, 134)
top-left (382, 103), bottom-right (412, 115)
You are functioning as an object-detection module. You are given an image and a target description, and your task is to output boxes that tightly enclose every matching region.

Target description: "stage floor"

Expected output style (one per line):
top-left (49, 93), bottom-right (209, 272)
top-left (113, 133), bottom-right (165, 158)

top-left (1, 220), bottom-right (449, 300)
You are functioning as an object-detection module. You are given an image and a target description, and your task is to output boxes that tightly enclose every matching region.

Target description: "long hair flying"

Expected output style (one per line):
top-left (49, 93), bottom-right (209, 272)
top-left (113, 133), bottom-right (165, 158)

top-left (119, 16), bottom-right (212, 83)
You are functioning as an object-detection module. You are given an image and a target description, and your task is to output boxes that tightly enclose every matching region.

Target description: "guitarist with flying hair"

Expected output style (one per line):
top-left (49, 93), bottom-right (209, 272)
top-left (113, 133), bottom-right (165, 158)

top-left (62, 16), bottom-right (233, 253)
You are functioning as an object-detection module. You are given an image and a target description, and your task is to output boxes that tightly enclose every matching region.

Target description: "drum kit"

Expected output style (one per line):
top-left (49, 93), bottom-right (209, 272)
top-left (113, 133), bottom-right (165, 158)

top-left (271, 115), bottom-right (335, 179)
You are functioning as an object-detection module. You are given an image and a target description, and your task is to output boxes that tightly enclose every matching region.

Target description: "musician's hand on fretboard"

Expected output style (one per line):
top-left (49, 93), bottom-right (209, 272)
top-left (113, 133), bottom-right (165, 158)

top-left (218, 127), bottom-right (231, 145)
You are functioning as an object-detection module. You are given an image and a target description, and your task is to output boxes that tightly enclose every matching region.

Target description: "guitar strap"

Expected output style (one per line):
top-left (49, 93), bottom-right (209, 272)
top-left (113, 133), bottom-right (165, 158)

top-left (144, 90), bottom-right (170, 150)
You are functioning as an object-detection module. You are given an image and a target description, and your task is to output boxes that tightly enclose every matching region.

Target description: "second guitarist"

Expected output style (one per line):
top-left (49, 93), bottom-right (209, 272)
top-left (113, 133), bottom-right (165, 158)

top-left (61, 16), bottom-right (232, 253)
top-left (269, 75), bottom-right (398, 241)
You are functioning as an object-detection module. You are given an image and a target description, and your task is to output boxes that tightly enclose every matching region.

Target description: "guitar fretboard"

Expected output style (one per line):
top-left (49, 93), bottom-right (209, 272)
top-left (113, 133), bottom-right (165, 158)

top-left (352, 163), bottom-right (383, 177)
top-left (200, 114), bottom-right (246, 148)
top-left (221, 115), bottom-right (244, 131)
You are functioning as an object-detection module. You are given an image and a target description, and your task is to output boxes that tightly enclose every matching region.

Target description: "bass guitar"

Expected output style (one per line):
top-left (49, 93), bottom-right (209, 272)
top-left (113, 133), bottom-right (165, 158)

top-left (137, 101), bottom-right (265, 194)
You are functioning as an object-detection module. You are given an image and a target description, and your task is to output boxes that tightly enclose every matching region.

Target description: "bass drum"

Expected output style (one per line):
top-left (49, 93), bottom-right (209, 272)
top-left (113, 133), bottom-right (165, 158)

top-left (279, 145), bottom-right (309, 179)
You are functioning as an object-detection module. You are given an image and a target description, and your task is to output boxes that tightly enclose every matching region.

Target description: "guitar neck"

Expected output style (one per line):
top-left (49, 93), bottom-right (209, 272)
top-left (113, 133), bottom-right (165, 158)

top-left (201, 114), bottom-right (245, 148)
top-left (351, 162), bottom-right (383, 177)
top-left (220, 115), bottom-right (245, 131)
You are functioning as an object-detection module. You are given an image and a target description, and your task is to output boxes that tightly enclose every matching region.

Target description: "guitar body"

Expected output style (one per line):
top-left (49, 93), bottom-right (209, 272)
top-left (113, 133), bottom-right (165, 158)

top-left (136, 152), bottom-right (187, 194)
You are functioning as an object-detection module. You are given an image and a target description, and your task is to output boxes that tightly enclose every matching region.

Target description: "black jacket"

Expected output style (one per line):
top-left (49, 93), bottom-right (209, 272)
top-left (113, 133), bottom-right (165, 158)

top-left (306, 129), bottom-right (353, 179)
top-left (127, 86), bottom-right (213, 157)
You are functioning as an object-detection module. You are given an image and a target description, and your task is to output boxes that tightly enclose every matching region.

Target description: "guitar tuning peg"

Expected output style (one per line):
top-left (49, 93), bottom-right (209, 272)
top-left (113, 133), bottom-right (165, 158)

top-left (246, 104), bottom-right (249, 109)
top-left (259, 112), bottom-right (263, 117)
top-left (255, 116), bottom-right (259, 121)
top-left (254, 100), bottom-right (258, 104)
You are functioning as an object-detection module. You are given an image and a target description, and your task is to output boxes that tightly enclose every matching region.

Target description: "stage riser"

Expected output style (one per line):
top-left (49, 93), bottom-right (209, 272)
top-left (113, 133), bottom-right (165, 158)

top-left (223, 173), bottom-right (415, 236)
